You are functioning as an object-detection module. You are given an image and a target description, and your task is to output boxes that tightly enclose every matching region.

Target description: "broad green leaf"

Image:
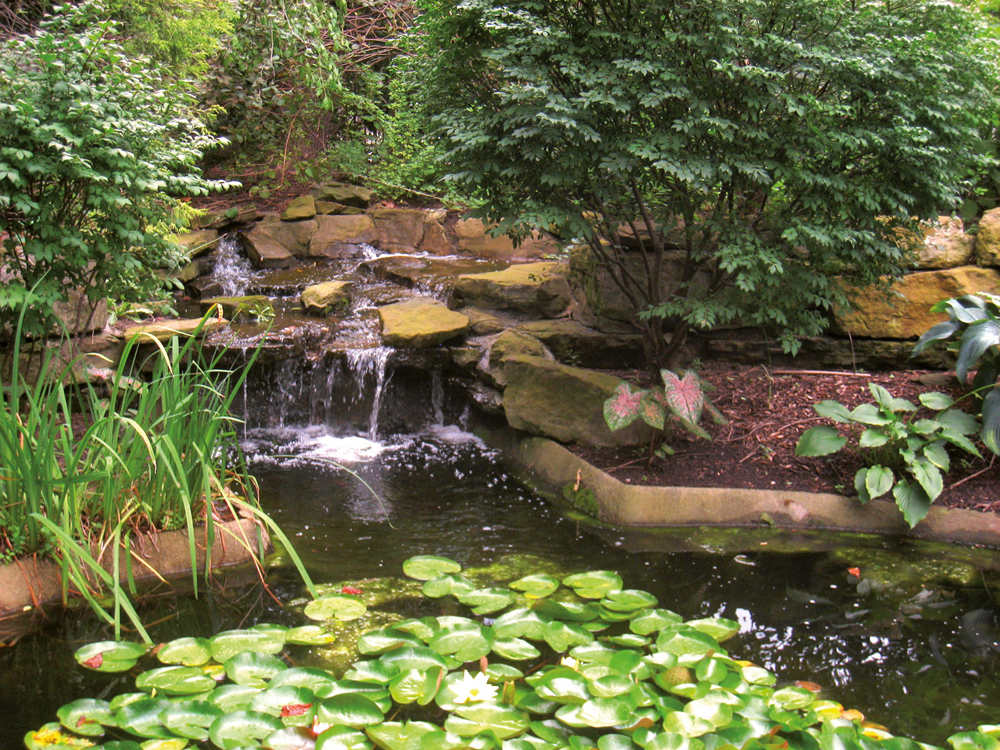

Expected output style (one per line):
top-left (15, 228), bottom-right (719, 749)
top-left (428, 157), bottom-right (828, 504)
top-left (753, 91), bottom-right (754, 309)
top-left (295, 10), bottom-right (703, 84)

top-left (458, 587), bottom-right (517, 615)
top-left (493, 637), bottom-right (542, 661)
top-left (423, 574), bottom-right (477, 599)
top-left (919, 392), bottom-right (954, 410)
top-left (813, 400), bottom-right (853, 423)
top-left (403, 555), bottom-right (462, 580)
top-left (248, 686), bottom-right (316, 720)
top-left (578, 698), bottom-right (633, 728)
top-left (157, 637), bottom-right (212, 667)
top-left (429, 622), bottom-right (494, 661)
top-left (286, 625), bottom-right (339, 645)
top-left (24, 723), bottom-right (101, 750)
top-left (865, 465), bottom-right (894, 499)
top-left (532, 599), bottom-right (600, 621)
top-left (210, 630), bottom-right (284, 661)
top-left (982, 387), bottom-right (1000, 455)
top-left (493, 609), bottom-right (553, 640)
top-left (390, 668), bottom-right (443, 705)
top-left (685, 697), bottom-right (733, 728)
top-left (57, 699), bottom-right (115, 737)
top-left (740, 665), bottom-right (775, 686)
top-left (600, 735), bottom-right (638, 750)
top-left (359, 628), bottom-right (424, 655)
top-left (225, 651), bottom-right (288, 688)
top-left (317, 694), bottom-right (386, 727)
top-left (305, 594), bottom-right (368, 622)
top-left (922, 441), bottom-right (950, 471)
top-left (75, 641), bottom-right (150, 673)
top-left (116, 698), bottom-right (175, 739)
top-left (858, 429), bottom-right (889, 448)
top-left (111, 694), bottom-right (148, 712)
top-left (646, 732), bottom-right (706, 750)
top-left (535, 669), bottom-right (591, 705)
top-left (656, 628), bottom-right (721, 658)
top-left (135, 666), bottom-right (217, 696)
top-left (209, 711), bottom-right (284, 749)
top-left (602, 589), bottom-right (658, 612)
top-left (661, 711), bottom-right (714, 738)
top-left (685, 618), bottom-right (739, 642)
top-left (346, 660), bottom-right (402, 684)
top-left (911, 459), bottom-right (944, 500)
top-left (894, 479), bottom-right (933, 529)
top-left (448, 703), bottom-right (530, 739)
top-left (796, 426), bottom-right (847, 457)
top-left (544, 621), bottom-right (594, 651)
top-left (270, 726), bottom-right (329, 750)
top-left (937, 408), bottom-right (981, 435)
top-left (630, 609), bottom-right (683, 635)
top-left (769, 687), bottom-right (815, 710)
top-left (206, 684), bottom-right (261, 712)
top-left (269, 668), bottom-right (337, 696)
top-left (850, 403), bottom-right (892, 426)
top-left (161, 701), bottom-right (224, 740)
top-left (394, 618), bottom-right (440, 642)
top-left (563, 571), bottom-right (623, 599)
top-left (367, 721), bottom-right (439, 750)
top-left (957, 320), bottom-right (1000, 382)
top-left (486, 663), bottom-right (525, 682)
top-left (318, 726), bottom-right (374, 750)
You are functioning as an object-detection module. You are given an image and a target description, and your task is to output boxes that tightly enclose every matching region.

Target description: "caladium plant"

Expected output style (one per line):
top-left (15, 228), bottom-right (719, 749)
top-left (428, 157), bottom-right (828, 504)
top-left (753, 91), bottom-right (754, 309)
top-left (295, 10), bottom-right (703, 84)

top-left (603, 369), bottom-right (725, 454)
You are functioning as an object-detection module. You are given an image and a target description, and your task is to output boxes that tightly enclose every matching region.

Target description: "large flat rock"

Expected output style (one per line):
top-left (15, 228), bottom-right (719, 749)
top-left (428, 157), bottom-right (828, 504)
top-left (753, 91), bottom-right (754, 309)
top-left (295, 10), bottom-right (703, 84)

top-left (309, 214), bottom-right (378, 258)
top-left (518, 319), bottom-right (646, 369)
top-left (301, 281), bottom-right (352, 314)
top-left (452, 261), bottom-right (573, 318)
top-left (123, 317), bottom-right (228, 342)
top-left (370, 207), bottom-right (427, 252)
top-left (454, 218), bottom-right (559, 259)
top-left (244, 217), bottom-right (316, 267)
top-left (379, 297), bottom-right (469, 348)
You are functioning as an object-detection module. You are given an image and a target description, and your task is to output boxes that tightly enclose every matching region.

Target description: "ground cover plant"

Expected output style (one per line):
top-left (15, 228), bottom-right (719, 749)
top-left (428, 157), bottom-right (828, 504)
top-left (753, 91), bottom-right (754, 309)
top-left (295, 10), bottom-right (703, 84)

top-left (24, 555), bottom-right (1000, 750)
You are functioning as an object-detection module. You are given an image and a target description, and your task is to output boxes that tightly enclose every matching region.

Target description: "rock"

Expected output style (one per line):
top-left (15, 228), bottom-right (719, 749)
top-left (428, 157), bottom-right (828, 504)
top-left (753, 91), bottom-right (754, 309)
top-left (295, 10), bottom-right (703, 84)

top-left (832, 266), bottom-right (1000, 339)
top-left (976, 207), bottom-right (1000, 267)
top-left (309, 214), bottom-right (378, 257)
top-left (518, 319), bottom-right (646, 369)
top-left (244, 216), bottom-right (316, 267)
top-left (480, 330), bottom-right (553, 387)
top-left (123, 317), bottom-right (228, 343)
top-left (454, 218), bottom-right (559, 259)
top-left (452, 261), bottom-right (574, 318)
top-left (310, 182), bottom-right (373, 209)
top-left (378, 298), bottom-right (469, 348)
top-left (912, 216), bottom-right (975, 270)
top-left (315, 200), bottom-right (365, 216)
top-left (281, 195), bottom-right (317, 221)
top-left (420, 220), bottom-right (454, 255)
top-left (52, 291), bottom-right (108, 336)
top-left (462, 308), bottom-right (513, 336)
top-left (502, 355), bottom-right (653, 446)
top-left (198, 295), bottom-right (273, 321)
top-left (172, 229), bottom-right (220, 259)
top-left (0, 331), bottom-right (124, 385)
top-left (370, 208), bottom-right (426, 252)
top-left (192, 205), bottom-right (258, 230)
top-left (162, 257), bottom-right (210, 284)
top-left (301, 281), bottom-right (352, 315)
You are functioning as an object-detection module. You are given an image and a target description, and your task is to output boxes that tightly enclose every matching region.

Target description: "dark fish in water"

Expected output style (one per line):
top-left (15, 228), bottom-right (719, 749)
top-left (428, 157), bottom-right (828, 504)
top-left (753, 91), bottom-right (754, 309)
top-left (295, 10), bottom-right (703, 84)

top-left (960, 609), bottom-right (1000, 657)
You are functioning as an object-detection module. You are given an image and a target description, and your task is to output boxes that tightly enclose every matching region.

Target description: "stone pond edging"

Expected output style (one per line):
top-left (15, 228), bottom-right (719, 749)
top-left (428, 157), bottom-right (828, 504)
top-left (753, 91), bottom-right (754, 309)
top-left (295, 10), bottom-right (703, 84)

top-left (484, 428), bottom-right (1000, 548)
top-left (0, 518), bottom-right (270, 622)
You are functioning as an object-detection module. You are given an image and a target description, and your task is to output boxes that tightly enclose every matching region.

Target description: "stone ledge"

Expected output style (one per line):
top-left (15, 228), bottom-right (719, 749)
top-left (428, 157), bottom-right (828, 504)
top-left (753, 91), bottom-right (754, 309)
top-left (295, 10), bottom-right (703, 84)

top-left (485, 428), bottom-right (1000, 548)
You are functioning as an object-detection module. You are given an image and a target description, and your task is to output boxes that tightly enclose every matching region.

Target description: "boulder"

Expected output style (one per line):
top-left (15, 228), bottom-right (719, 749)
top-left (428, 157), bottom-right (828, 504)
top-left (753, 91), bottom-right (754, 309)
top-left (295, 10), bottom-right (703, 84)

top-left (832, 266), bottom-right (1000, 339)
top-left (454, 218), bottom-right (559, 259)
top-left (976, 207), bottom-right (1000, 267)
top-left (452, 261), bottom-right (574, 318)
top-left (310, 182), bottom-right (373, 209)
top-left (462, 308), bottom-right (513, 336)
top-left (378, 298), bottom-right (470, 348)
top-left (281, 195), bottom-right (317, 221)
top-left (518, 319), bottom-right (646, 369)
top-left (420, 220), bottom-right (454, 255)
top-left (123, 317), bottom-right (227, 343)
top-left (301, 281), bottom-right (352, 315)
top-left (315, 200), bottom-right (365, 216)
top-left (370, 208), bottom-right (427, 252)
top-left (309, 214), bottom-right (378, 258)
top-left (480, 330), bottom-right (553, 387)
top-left (244, 216), bottom-right (317, 267)
top-left (502, 355), bottom-right (653, 446)
top-left (192, 205), bottom-right (258, 230)
top-left (913, 216), bottom-right (975, 270)
top-left (172, 229), bottom-right (219, 259)
top-left (198, 295), bottom-right (273, 321)
top-left (52, 290), bottom-right (108, 336)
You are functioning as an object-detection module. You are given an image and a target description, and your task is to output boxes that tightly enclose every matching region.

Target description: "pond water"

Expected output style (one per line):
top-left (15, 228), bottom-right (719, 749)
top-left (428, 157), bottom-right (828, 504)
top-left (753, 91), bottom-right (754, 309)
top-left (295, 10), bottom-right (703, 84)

top-left (4, 359), bottom-right (1000, 748)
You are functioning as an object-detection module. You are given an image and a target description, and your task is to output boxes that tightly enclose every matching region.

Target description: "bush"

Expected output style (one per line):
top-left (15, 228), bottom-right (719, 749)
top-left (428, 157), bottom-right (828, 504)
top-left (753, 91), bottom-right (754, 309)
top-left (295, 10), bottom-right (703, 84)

top-left (424, 0), bottom-right (1000, 370)
top-left (0, 1), bottom-right (235, 337)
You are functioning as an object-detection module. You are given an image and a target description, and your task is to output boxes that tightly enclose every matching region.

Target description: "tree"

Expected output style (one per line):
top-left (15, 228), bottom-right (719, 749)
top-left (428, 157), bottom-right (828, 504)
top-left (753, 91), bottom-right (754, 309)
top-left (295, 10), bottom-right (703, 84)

top-left (425, 0), bottom-right (1000, 370)
top-left (0, 1), bottom-right (235, 337)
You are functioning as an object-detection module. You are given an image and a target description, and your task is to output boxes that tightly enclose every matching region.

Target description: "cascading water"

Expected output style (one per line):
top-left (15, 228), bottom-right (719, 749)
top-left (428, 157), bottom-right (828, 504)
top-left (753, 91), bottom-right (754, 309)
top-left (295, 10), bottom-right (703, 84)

top-left (212, 233), bottom-right (254, 296)
top-left (345, 346), bottom-right (392, 439)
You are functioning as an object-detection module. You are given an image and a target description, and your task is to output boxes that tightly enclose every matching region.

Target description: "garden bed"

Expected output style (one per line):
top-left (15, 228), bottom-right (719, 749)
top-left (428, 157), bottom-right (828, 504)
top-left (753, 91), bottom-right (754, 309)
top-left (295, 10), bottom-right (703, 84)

top-left (573, 362), bottom-right (998, 512)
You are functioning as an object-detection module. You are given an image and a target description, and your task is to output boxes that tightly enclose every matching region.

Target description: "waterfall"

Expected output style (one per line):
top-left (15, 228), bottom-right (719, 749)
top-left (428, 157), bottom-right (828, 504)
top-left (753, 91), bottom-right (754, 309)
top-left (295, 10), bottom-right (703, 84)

top-left (213, 234), bottom-right (253, 296)
top-left (345, 347), bottom-right (392, 439)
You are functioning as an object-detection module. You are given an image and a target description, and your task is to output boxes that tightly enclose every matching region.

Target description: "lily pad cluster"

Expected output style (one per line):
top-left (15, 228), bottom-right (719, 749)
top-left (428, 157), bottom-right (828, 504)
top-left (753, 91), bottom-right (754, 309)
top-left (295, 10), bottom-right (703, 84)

top-left (26, 556), bottom-right (999, 750)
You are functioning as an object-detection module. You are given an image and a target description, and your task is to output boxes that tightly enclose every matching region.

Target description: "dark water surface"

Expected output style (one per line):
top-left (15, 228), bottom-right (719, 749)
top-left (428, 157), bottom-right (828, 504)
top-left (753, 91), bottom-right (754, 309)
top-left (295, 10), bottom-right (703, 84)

top-left (3, 426), bottom-right (1000, 748)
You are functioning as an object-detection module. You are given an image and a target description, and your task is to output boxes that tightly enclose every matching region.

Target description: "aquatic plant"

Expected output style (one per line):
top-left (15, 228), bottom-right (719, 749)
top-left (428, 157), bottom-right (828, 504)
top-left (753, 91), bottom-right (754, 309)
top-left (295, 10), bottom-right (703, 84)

top-left (25, 555), bottom-right (998, 750)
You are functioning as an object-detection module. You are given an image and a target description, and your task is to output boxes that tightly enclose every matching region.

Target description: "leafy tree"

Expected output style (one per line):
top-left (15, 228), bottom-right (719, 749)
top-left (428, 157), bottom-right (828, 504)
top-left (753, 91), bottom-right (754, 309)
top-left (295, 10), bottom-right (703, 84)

top-left (0, 2), bottom-right (235, 337)
top-left (426, 0), bottom-right (1000, 370)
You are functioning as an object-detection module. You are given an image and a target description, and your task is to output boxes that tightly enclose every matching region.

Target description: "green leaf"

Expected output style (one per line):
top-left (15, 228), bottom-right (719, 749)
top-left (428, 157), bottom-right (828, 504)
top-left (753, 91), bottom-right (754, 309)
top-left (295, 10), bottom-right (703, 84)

top-left (305, 594), bottom-right (368, 622)
top-left (813, 400), bottom-right (854, 422)
top-left (250, 686), bottom-right (316, 723)
top-left (25, 723), bottom-right (103, 749)
top-left (544, 621), bottom-right (594, 651)
top-left (367, 721), bottom-right (439, 750)
top-left (225, 651), bottom-right (288, 688)
top-left (601, 589), bottom-right (658, 613)
top-left (430, 621), bottom-right (495, 661)
top-left (317, 694), bottom-right (386, 727)
top-left (206, 684), bottom-right (262, 712)
top-left (858, 429), bottom-right (890, 448)
top-left (402, 555), bottom-right (462, 580)
top-left (389, 668), bottom-right (443, 705)
top-left (796, 426), bottom-right (847, 456)
top-left (685, 617), bottom-right (739, 642)
top-left (494, 609), bottom-right (553, 640)
top-left (317, 726), bottom-right (374, 750)
top-left (919, 392), bottom-right (954, 410)
top-left (910, 460), bottom-right (944, 501)
top-left (161, 700), bottom-right (224, 740)
top-left (957, 320), bottom-right (1000, 382)
top-left (578, 698), bottom-right (633, 728)
top-left (116, 698), bottom-right (175, 739)
top-left (286, 625), bottom-right (338, 645)
top-left (375, 646), bottom-right (450, 673)
top-left (210, 630), bottom-right (284, 661)
top-left (563, 571), bottom-right (623, 599)
top-left (458, 587), bottom-right (517, 614)
top-left (865, 465), bottom-right (895, 499)
top-left (493, 637), bottom-right (542, 661)
top-left (423, 574), bottom-right (477, 598)
top-left (209, 711), bottom-right (284, 749)
top-left (75, 641), bottom-right (150, 672)
top-left (57, 699), bottom-right (115, 737)
top-left (981, 387), bottom-right (1000, 455)
top-left (447, 703), bottom-right (530, 739)
top-left (894, 477), bottom-right (934, 528)
top-left (135, 666), bottom-right (217, 696)
top-left (359, 628), bottom-right (424, 655)
top-left (509, 574), bottom-right (560, 599)
top-left (269, 667), bottom-right (337, 695)
top-left (157, 637), bottom-right (213, 667)
top-left (630, 609), bottom-right (683, 635)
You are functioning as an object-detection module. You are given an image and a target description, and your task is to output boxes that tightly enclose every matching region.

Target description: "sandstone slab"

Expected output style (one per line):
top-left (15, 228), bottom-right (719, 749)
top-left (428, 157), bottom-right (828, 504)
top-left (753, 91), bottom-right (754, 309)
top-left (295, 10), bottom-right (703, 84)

top-left (172, 229), bottom-right (220, 259)
top-left (282, 194), bottom-right (317, 221)
top-left (452, 261), bottom-right (573, 318)
top-left (420, 220), bottom-right (454, 255)
top-left (379, 298), bottom-right (469, 348)
top-left (198, 295), bottom-right (273, 321)
top-left (518, 319), bottom-right (646, 369)
top-left (310, 182), bottom-right (373, 208)
top-left (123, 317), bottom-right (227, 343)
top-left (976, 207), bottom-right (1000, 267)
top-left (480, 330), bottom-right (553, 387)
top-left (301, 281), bottom-right (352, 314)
top-left (832, 266), bottom-right (1000, 339)
top-left (914, 216), bottom-right (975, 270)
top-left (454, 218), bottom-right (559, 259)
top-left (502, 355), bottom-right (653, 446)
top-left (245, 217), bottom-right (316, 267)
top-left (370, 207), bottom-right (427, 252)
top-left (309, 214), bottom-right (378, 258)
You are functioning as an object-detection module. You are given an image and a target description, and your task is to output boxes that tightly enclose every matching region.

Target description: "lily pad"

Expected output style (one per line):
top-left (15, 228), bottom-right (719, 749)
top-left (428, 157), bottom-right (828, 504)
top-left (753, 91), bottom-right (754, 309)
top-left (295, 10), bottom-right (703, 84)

top-left (135, 666), bottom-right (218, 696)
top-left (206, 684), bottom-right (262, 712)
top-left (157, 638), bottom-right (213, 667)
top-left (57, 699), bottom-right (115, 737)
top-left (457, 587), bottom-right (517, 615)
top-left (210, 630), bottom-right (285, 662)
top-left (423, 574), bottom-right (477, 599)
top-left (345, 660), bottom-right (401, 685)
top-left (563, 571), bottom-right (623, 599)
top-left (429, 621), bottom-right (495, 662)
top-left (24, 723), bottom-right (100, 749)
top-left (629, 610), bottom-right (683, 636)
top-left (269, 726), bottom-right (323, 750)
top-left (286, 625), bottom-right (339, 646)
top-left (305, 594), bottom-right (368, 622)
top-left (579, 698), bottom-right (633, 728)
top-left (269, 668), bottom-right (338, 696)
top-left (656, 628), bottom-right (721, 658)
top-left (389, 667), bottom-right (443, 705)
top-left (209, 710), bottom-right (284, 749)
top-left (492, 637), bottom-right (541, 661)
top-left (318, 726), bottom-right (374, 750)
top-left (532, 600), bottom-right (600, 622)
top-left (601, 590), bottom-right (658, 613)
top-left (75, 641), bottom-right (150, 673)
top-left (366, 721), bottom-right (438, 750)
top-left (485, 663), bottom-right (525, 682)
top-left (393, 618), bottom-right (440, 642)
top-left (316, 694), bottom-right (386, 727)
top-left (116, 698), bottom-right (175, 739)
top-left (509, 574), bottom-right (561, 599)
top-left (224, 652), bottom-right (288, 688)
top-left (358, 628), bottom-right (424, 655)
top-left (249, 686), bottom-right (317, 720)
top-left (402, 555), bottom-right (463, 581)
top-left (543, 621), bottom-right (594, 652)
top-left (161, 701), bottom-right (224, 740)
top-left (446, 703), bottom-right (530, 739)
top-left (493, 609), bottom-right (553, 640)
top-left (685, 618), bottom-right (739, 643)
top-left (377, 646), bottom-right (449, 673)
top-left (111, 694), bottom-right (148, 712)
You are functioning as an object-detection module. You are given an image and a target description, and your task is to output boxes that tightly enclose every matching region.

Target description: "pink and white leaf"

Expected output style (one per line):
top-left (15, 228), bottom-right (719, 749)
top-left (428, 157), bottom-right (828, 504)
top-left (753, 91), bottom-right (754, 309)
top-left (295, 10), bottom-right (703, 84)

top-left (661, 369), bottom-right (704, 424)
top-left (639, 392), bottom-right (667, 430)
top-left (604, 382), bottom-right (645, 431)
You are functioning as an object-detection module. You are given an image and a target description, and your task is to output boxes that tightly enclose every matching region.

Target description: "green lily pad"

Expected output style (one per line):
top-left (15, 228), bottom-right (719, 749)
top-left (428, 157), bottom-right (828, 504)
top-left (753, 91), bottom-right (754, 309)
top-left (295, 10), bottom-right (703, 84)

top-left (206, 684), bottom-right (262, 712)
top-left (249, 686), bottom-right (316, 721)
top-left (111, 694), bottom-right (148, 712)
top-left (358, 628), bottom-right (424, 655)
top-left (157, 637), bottom-right (213, 667)
top-left (209, 710), bottom-right (284, 749)
top-left (161, 700), bottom-right (224, 740)
top-left (269, 667), bottom-right (338, 695)
top-left (569, 642), bottom-right (619, 666)
top-left (446, 703), bottom-right (530, 739)
top-left (24, 723), bottom-right (100, 749)
top-left (457, 587), bottom-right (517, 615)
top-left (136, 666), bottom-right (218, 696)
top-left (492, 637), bottom-right (541, 661)
top-left (389, 667), bottom-right (443, 705)
top-left (562, 571), bottom-right (623, 599)
top-left (429, 621), bottom-right (494, 662)
top-left (685, 618), bottom-right (739, 643)
top-left (599, 734), bottom-right (638, 750)
top-left (662, 711), bottom-right (715, 738)
top-left (402, 555), bottom-right (462, 581)
top-left (57, 699), bottom-right (115, 737)
top-left (589, 676), bottom-right (637, 698)
top-left (493, 609), bottom-right (553, 640)
top-left (393, 618), bottom-right (440, 642)
top-left (601, 590), bottom-right (658, 613)
top-left (534, 670), bottom-right (590, 705)
top-left (579, 698), bottom-right (633, 728)
top-left (377, 646), bottom-right (449, 673)
top-left (252, 623), bottom-right (290, 639)
top-left (656, 628), bottom-right (721, 658)
top-left (345, 660), bottom-right (401, 685)
top-left (739, 665), bottom-right (775, 686)
top-left (605, 634), bottom-right (650, 648)
top-left (225, 651), bottom-right (288, 688)
top-left (140, 738), bottom-right (189, 750)
top-left (286, 625), bottom-right (339, 646)
top-left (210, 630), bottom-right (284, 662)
top-left (317, 694), bottom-right (386, 726)
top-left (305, 594), bottom-right (368, 622)
top-left (116, 698), bottom-right (175, 739)
top-left (629, 609), bottom-right (683, 636)
top-left (366, 721), bottom-right (438, 750)
top-left (268, 726), bottom-right (323, 750)
top-left (531, 600), bottom-right (600, 622)
top-left (646, 733), bottom-right (706, 750)
top-left (685, 696), bottom-right (734, 728)
top-left (769, 687), bottom-right (815, 711)
top-left (318, 726), bottom-right (374, 750)
top-left (485, 663), bottom-right (525, 682)
top-left (423, 574), bottom-right (477, 599)
top-left (100, 743), bottom-right (144, 750)
top-left (543, 621), bottom-right (593, 652)
top-left (75, 641), bottom-right (150, 673)
top-left (509, 574), bottom-right (560, 599)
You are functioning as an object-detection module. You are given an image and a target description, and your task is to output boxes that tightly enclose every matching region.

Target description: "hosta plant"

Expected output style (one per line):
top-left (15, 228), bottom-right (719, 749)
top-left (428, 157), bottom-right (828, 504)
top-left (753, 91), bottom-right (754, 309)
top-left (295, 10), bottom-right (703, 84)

top-left (604, 370), bottom-right (726, 455)
top-left (912, 292), bottom-right (1000, 455)
top-left (796, 384), bottom-right (981, 528)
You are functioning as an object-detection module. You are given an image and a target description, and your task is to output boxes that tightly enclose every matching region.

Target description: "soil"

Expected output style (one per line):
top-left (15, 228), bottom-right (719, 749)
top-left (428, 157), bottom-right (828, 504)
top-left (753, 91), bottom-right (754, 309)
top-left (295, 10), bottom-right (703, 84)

top-left (572, 362), bottom-right (1000, 513)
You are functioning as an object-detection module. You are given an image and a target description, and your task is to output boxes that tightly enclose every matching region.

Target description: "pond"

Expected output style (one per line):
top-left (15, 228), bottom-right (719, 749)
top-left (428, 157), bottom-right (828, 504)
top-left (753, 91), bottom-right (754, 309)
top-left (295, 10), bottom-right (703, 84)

top-left (3, 364), bottom-right (1000, 748)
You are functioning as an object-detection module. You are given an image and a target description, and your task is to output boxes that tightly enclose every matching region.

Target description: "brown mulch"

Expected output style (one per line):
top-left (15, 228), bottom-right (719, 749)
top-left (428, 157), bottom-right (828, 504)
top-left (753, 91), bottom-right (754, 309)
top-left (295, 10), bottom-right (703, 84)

top-left (573, 362), bottom-right (1000, 513)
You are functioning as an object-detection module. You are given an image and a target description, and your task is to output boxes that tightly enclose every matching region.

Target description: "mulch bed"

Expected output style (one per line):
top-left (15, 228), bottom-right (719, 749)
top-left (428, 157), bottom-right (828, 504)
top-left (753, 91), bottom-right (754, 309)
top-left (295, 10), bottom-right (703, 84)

top-left (572, 362), bottom-right (1000, 513)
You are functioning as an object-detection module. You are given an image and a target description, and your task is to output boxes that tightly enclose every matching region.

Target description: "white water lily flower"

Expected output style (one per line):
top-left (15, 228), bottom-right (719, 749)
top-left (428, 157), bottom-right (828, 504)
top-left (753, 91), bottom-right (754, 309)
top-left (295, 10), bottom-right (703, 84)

top-left (452, 670), bottom-right (499, 704)
top-left (560, 656), bottom-right (579, 671)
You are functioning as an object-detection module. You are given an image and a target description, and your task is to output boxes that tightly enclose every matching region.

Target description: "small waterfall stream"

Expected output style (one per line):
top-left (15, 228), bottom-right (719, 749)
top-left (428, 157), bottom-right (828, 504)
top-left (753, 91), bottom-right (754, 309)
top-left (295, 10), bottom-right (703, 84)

top-left (212, 234), bottom-right (254, 296)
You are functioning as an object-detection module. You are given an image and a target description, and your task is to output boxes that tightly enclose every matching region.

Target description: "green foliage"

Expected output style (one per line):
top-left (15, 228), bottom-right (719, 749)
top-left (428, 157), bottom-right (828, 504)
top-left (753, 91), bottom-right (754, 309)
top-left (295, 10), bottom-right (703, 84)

top-left (604, 370), bottom-right (726, 455)
top-left (796, 385), bottom-right (982, 527)
top-left (424, 0), bottom-right (1000, 369)
top-left (913, 292), bottom-right (1000, 455)
top-left (0, 1), bottom-right (235, 337)
top-left (32, 555), bottom-right (1000, 749)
